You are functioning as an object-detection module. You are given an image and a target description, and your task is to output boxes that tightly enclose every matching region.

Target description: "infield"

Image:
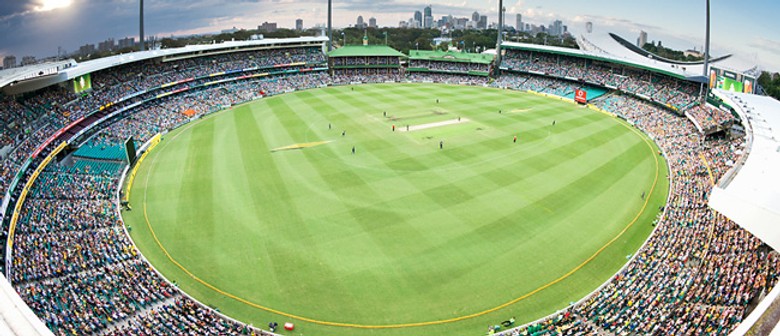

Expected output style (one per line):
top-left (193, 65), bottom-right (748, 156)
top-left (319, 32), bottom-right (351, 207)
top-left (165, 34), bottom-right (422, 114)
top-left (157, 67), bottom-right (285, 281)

top-left (123, 83), bottom-right (669, 336)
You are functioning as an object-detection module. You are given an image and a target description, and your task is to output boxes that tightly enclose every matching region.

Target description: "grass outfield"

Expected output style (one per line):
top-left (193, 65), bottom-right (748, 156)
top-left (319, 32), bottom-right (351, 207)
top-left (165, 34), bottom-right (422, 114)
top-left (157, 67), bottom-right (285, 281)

top-left (123, 83), bottom-right (669, 336)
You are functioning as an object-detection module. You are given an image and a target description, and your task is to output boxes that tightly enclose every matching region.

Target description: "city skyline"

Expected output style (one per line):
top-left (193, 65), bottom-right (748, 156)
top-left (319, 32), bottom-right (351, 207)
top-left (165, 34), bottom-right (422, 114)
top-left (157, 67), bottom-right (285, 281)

top-left (0, 0), bottom-right (779, 71)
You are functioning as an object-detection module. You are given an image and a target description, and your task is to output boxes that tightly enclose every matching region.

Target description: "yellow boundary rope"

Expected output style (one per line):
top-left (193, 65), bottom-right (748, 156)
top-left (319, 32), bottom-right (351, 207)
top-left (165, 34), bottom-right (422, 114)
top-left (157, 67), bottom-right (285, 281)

top-left (124, 134), bottom-right (162, 203)
top-left (138, 109), bottom-right (663, 329)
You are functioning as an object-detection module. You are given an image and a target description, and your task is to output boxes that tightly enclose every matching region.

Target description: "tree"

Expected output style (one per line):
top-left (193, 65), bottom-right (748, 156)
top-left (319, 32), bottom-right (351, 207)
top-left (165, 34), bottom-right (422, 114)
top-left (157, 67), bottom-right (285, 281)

top-left (758, 71), bottom-right (780, 100)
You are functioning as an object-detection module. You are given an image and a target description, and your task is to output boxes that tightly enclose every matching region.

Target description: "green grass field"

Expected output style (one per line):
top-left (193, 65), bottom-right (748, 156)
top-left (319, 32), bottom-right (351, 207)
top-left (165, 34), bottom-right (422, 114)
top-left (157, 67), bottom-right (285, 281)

top-left (123, 83), bottom-right (669, 336)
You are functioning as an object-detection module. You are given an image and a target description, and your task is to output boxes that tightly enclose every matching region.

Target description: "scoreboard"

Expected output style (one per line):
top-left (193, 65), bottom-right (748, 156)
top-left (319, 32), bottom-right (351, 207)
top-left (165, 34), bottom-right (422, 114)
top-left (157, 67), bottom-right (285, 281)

top-left (73, 74), bottom-right (92, 94)
top-left (709, 66), bottom-right (755, 94)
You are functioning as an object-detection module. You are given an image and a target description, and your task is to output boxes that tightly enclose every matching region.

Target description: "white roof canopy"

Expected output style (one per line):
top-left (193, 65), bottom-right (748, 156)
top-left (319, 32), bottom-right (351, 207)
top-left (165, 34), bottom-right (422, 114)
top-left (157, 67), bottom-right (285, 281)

top-left (709, 91), bottom-right (780, 250)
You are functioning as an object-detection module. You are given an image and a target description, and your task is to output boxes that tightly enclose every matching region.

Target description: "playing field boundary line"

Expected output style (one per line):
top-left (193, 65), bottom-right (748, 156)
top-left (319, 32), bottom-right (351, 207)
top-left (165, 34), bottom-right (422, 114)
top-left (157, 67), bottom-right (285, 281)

top-left (136, 99), bottom-right (664, 330)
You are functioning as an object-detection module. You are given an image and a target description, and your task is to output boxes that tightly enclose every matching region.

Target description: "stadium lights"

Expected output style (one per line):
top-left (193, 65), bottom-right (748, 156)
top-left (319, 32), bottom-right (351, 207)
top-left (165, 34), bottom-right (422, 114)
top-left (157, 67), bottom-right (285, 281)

top-left (703, 0), bottom-right (711, 77)
top-left (139, 0), bottom-right (145, 51)
top-left (495, 0), bottom-right (504, 76)
top-left (328, 0), bottom-right (333, 51)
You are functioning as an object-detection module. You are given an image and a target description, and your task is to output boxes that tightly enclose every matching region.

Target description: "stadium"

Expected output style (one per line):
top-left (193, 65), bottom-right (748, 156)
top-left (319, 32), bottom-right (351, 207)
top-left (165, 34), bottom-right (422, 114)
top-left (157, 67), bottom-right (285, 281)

top-left (1, 2), bottom-right (780, 336)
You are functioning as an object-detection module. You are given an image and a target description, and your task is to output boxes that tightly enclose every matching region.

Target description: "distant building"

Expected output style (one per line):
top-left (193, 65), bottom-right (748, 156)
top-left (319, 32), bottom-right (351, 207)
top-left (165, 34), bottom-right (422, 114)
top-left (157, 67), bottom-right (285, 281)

top-left (478, 15), bottom-right (487, 29)
top-left (296, 18), bottom-right (303, 31)
top-left (423, 6), bottom-right (432, 28)
top-left (369, 17), bottom-right (377, 28)
top-left (586, 22), bottom-right (593, 33)
top-left (637, 30), bottom-right (648, 47)
top-left (472, 11), bottom-right (480, 22)
top-left (414, 11), bottom-right (422, 24)
top-left (516, 14), bottom-right (523, 32)
top-left (356, 15), bottom-right (365, 29)
top-left (221, 27), bottom-right (239, 34)
top-left (21, 56), bottom-right (36, 66)
top-left (78, 44), bottom-right (96, 56)
top-left (454, 17), bottom-right (468, 30)
top-left (118, 37), bottom-right (136, 49)
top-left (433, 37), bottom-right (452, 46)
top-left (3, 55), bottom-right (17, 69)
top-left (684, 48), bottom-right (704, 58)
top-left (551, 20), bottom-right (563, 36)
top-left (258, 22), bottom-right (277, 33)
top-left (98, 38), bottom-right (115, 52)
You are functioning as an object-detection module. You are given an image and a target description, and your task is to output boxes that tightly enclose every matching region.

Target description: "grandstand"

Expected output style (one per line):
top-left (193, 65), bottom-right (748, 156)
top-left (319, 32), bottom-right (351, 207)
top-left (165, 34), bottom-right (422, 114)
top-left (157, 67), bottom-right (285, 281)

top-left (0, 29), bottom-right (778, 335)
top-left (328, 45), bottom-right (406, 83)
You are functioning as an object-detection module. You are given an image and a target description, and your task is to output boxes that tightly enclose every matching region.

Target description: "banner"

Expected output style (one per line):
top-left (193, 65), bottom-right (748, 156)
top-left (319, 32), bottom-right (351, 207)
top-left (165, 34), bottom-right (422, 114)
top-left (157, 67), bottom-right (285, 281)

top-left (73, 74), bottom-right (92, 93)
top-left (575, 89), bottom-right (588, 104)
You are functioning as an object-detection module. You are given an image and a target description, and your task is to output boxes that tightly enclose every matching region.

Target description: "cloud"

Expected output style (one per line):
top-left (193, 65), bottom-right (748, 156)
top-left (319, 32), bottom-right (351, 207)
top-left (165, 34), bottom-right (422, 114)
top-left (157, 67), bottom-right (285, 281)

top-left (749, 37), bottom-right (780, 56)
top-left (0, 1), bottom-right (35, 21)
top-left (1, 0), bottom-right (778, 72)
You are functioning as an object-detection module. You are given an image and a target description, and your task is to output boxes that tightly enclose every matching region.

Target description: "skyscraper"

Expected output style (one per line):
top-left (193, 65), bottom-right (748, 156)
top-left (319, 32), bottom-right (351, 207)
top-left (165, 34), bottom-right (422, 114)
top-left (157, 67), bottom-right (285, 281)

top-left (472, 11), bottom-right (480, 23)
top-left (296, 18), bottom-right (303, 31)
top-left (552, 20), bottom-right (564, 36)
top-left (357, 15), bottom-right (365, 29)
top-left (423, 6), bottom-right (432, 28)
top-left (424, 16), bottom-right (433, 29)
top-left (369, 17), bottom-right (377, 28)
top-left (637, 31), bottom-right (648, 47)
top-left (414, 11), bottom-right (422, 24)
top-left (478, 16), bottom-right (487, 29)
top-left (516, 14), bottom-right (522, 32)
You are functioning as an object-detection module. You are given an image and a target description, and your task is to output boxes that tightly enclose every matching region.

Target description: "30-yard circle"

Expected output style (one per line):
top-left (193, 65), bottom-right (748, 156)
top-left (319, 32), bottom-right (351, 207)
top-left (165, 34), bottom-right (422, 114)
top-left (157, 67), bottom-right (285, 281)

top-left (124, 84), bottom-right (668, 335)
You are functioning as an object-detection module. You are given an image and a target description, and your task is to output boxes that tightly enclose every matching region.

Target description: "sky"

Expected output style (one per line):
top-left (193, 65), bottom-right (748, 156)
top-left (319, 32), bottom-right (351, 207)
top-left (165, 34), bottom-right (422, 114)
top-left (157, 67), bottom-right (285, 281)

top-left (1, 0), bottom-right (779, 72)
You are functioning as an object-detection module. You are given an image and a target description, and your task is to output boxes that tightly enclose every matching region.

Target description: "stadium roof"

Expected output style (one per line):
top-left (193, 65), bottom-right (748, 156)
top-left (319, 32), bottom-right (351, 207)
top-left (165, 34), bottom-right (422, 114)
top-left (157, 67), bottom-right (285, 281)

top-left (408, 50), bottom-right (494, 64)
top-left (327, 45), bottom-right (406, 58)
top-left (0, 60), bottom-right (76, 89)
top-left (709, 91), bottom-right (780, 251)
top-left (63, 36), bottom-right (328, 81)
top-left (0, 273), bottom-right (52, 336)
top-left (501, 41), bottom-right (696, 81)
top-left (2, 36), bottom-right (328, 95)
top-left (576, 32), bottom-right (755, 80)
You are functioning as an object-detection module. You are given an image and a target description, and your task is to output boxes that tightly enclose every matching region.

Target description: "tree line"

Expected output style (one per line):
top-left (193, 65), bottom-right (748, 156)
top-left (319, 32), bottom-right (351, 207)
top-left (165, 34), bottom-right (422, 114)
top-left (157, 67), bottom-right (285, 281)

top-left (758, 71), bottom-right (780, 100)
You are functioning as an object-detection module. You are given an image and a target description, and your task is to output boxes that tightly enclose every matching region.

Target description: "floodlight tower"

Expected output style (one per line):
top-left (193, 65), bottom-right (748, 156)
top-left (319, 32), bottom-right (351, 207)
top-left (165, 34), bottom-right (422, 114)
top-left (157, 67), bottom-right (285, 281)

top-left (703, 0), bottom-right (710, 77)
top-left (139, 0), bottom-right (145, 51)
top-left (328, 0), bottom-right (333, 51)
top-left (495, 0), bottom-right (503, 77)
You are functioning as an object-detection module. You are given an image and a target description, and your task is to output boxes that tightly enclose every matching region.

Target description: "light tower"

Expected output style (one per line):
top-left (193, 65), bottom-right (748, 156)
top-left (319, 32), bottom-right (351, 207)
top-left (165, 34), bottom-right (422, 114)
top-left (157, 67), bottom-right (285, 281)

top-left (703, 0), bottom-right (711, 77)
top-left (495, 0), bottom-right (504, 76)
top-left (139, 0), bottom-right (145, 51)
top-left (328, 0), bottom-right (333, 51)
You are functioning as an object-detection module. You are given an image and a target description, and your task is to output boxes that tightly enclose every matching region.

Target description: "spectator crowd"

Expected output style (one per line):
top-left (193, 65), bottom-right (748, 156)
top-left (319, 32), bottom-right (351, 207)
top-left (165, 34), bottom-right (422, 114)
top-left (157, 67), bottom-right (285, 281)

top-left (496, 93), bottom-right (777, 336)
top-left (0, 42), bottom-right (770, 336)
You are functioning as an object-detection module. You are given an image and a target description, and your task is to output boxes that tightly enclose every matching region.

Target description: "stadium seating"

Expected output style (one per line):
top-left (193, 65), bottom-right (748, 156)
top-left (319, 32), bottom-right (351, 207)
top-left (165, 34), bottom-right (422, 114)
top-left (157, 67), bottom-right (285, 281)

top-left (0, 42), bottom-right (774, 336)
top-left (0, 47), bottom-right (328, 336)
top-left (496, 93), bottom-right (778, 335)
top-left (501, 49), bottom-right (701, 110)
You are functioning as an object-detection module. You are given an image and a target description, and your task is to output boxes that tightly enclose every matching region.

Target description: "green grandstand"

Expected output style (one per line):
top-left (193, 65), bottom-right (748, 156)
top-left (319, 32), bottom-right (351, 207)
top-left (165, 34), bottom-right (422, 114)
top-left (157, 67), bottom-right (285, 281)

top-left (407, 50), bottom-right (494, 76)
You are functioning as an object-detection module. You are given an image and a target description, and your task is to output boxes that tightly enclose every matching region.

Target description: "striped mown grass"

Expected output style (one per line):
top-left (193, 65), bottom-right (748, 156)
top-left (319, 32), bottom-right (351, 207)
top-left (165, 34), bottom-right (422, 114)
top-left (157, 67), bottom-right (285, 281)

top-left (124, 83), bottom-right (669, 336)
